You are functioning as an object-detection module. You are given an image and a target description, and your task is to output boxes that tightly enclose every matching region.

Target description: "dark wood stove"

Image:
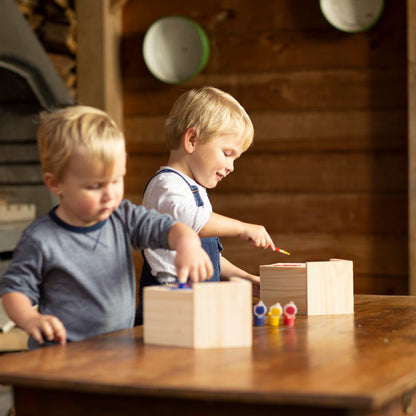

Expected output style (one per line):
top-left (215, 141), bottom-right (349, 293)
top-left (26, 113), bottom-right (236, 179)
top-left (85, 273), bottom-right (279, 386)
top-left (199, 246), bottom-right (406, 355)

top-left (0, 0), bottom-right (73, 275)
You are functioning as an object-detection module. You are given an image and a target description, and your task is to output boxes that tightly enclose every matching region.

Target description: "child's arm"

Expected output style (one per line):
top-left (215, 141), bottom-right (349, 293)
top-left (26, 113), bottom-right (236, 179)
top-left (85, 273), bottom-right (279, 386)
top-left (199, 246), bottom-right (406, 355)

top-left (199, 212), bottom-right (275, 250)
top-left (220, 256), bottom-right (260, 297)
top-left (168, 222), bottom-right (214, 283)
top-left (1, 292), bottom-right (66, 345)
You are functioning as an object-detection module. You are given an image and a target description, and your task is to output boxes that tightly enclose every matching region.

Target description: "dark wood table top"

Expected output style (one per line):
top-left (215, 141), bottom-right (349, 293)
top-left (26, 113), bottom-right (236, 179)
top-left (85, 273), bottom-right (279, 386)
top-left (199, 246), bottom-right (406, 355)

top-left (0, 295), bottom-right (416, 412)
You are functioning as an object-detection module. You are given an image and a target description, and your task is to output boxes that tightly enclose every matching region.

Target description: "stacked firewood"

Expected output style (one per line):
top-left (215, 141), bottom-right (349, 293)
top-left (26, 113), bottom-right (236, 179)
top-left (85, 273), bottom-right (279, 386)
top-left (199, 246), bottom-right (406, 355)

top-left (16, 0), bottom-right (77, 100)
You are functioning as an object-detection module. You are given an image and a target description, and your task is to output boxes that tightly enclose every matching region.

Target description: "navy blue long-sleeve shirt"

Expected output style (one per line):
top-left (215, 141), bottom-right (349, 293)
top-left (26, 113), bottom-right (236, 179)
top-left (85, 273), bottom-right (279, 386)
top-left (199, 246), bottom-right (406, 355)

top-left (0, 199), bottom-right (174, 349)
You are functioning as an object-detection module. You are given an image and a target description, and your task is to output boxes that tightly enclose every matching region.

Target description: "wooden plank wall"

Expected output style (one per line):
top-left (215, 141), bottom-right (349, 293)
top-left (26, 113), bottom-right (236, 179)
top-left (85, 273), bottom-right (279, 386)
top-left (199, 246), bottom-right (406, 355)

top-left (121, 0), bottom-right (408, 295)
top-left (408, 0), bottom-right (416, 295)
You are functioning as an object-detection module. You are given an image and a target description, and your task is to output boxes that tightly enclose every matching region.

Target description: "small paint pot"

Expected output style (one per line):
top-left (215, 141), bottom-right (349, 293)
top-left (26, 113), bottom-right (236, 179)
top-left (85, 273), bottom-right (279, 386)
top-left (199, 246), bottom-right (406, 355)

top-left (253, 300), bottom-right (267, 326)
top-left (268, 303), bottom-right (283, 327)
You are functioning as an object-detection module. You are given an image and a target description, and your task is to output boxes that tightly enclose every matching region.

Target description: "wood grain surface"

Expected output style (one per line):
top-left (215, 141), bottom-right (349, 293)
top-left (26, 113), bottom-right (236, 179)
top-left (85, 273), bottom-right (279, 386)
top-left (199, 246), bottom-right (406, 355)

top-left (1, 296), bottom-right (416, 415)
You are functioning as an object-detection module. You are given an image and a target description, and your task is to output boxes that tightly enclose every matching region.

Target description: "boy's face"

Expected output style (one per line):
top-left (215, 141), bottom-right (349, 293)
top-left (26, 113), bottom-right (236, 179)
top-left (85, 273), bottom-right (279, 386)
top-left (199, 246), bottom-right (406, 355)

top-left (53, 150), bottom-right (126, 227)
top-left (188, 132), bottom-right (245, 189)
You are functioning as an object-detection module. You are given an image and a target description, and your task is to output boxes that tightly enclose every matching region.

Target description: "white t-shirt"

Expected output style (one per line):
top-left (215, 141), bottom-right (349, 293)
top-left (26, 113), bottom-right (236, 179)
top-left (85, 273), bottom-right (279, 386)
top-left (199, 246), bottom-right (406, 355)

top-left (142, 167), bottom-right (212, 280)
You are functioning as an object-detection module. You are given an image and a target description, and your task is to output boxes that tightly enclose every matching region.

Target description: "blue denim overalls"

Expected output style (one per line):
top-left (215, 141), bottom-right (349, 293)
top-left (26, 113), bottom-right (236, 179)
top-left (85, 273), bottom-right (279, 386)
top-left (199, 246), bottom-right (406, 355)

top-left (134, 169), bottom-right (222, 325)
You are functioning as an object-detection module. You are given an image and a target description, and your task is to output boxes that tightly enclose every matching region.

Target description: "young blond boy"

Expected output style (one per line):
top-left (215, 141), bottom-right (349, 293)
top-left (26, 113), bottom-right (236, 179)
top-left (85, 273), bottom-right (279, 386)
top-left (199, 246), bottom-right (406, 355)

top-left (135, 86), bottom-right (276, 325)
top-left (0, 105), bottom-right (213, 349)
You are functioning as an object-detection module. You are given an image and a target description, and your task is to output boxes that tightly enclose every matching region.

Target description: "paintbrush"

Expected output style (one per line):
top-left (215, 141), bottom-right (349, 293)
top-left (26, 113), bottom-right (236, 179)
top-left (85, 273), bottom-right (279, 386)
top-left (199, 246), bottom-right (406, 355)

top-left (273, 246), bottom-right (291, 256)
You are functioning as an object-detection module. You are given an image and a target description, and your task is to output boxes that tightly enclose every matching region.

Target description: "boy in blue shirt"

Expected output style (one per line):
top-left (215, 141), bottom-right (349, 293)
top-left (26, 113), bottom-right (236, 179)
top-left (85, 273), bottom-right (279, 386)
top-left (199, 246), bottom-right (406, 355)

top-left (0, 105), bottom-right (213, 349)
top-left (136, 86), bottom-right (278, 325)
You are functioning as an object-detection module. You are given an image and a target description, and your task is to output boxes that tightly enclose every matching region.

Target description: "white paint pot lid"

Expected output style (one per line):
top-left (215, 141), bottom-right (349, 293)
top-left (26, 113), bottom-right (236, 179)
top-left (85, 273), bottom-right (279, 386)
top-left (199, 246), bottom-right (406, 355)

top-left (142, 15), bottom-right (210, 84)
top-left (320, 0), bottom-right (385, 33)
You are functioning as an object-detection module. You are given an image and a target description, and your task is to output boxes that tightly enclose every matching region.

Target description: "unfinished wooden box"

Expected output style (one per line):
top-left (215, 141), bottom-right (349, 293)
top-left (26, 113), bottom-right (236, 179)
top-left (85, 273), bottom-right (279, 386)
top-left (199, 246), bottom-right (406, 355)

top-left (260, 259), bottom-right (354, 315)
top-left (0, 203), bottom-right (36, 276)
top-left (144, 279), bottom-right (252, 348)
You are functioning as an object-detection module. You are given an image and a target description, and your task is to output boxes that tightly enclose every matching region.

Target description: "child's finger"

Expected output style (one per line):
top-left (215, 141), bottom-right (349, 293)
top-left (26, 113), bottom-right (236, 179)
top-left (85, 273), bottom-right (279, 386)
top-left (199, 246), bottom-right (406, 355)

top-left (186, 263), bottom-right (210, 283)
top-left (198, 260), bottom-right (214, 282)
top-left (206, 262), bottom-right (214, 280)
top-left (31, 327), bottom-right (44, 345)
top-left (267, 242), bottom-right (276, 251)
top-left (177, 267), bottom-right (190, 283)
top-left (51, 319), bottom-right (67, 344)
top-left (187, 266), bottom-right (199, 283)
top-left (41, 316), bottom-right (67, 344)
top-left (41, 320), bottom-right (56, 342)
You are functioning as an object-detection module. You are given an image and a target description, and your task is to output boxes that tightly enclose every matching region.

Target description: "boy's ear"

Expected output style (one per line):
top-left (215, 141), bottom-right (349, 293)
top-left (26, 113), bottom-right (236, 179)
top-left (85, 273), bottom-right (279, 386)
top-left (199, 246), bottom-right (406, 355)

top-left (43, 172), bottom-right (61, 196)
top-left (183, 127), bottom-right (197, 154)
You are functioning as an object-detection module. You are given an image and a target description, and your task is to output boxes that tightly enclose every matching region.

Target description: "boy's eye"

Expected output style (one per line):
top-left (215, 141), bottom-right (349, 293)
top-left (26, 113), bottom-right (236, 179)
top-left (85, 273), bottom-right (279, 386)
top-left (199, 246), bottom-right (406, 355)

top-left (87, 184), bottom-right (101, 190)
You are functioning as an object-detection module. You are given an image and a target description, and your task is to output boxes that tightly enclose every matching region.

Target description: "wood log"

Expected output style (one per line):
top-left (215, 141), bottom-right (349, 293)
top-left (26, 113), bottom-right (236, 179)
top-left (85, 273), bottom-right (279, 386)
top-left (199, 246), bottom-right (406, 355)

top-left (124, 110), bottom-right (407, 153)
top-left (125, 191), bottom-right (406, 236)
top-left (54, 0), bottom-right (71, 9)
top-left (40, 21), bottom-right (76, 55)
top-left (125, 151), bottom-right (407, 194)
top-left (123, 68), bottom-right (407, 116)
top-left (219, 232), bottom-right (408, 280)
top-left (47, 52), bottom-right (76, 91)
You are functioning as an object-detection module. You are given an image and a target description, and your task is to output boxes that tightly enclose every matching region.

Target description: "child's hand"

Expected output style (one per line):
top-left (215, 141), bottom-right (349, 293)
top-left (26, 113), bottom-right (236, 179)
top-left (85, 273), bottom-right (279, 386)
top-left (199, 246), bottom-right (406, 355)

top-left (240, 223), bottom-right (275, 250)
top-left (23, 314), bottom-right (67, 346)
top-left (175, 244), bottom-right (213, 283)
top-left (2, 292), bottom-right (67, 345)
top-left (168, 222), bottom-right (214, 283)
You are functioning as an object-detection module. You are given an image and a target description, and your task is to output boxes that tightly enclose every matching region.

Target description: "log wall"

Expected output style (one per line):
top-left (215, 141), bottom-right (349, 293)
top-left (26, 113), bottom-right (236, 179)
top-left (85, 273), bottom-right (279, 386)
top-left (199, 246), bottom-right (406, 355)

top-left (121, 0), bottom-right (407, 295)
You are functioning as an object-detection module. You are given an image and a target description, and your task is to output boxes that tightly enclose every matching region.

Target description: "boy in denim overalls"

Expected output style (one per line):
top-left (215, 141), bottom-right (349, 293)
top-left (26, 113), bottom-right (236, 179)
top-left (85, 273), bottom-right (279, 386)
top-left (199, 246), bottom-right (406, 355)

top-left (135, 87), bottom-right (277, 325)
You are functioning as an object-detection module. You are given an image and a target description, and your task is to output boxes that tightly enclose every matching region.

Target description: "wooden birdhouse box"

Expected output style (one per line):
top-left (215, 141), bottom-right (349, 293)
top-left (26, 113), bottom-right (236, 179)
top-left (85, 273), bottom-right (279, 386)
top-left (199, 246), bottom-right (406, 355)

top-left (143, 279), bottom-right (252, 348)
top-left (260, 259), bottom-right (354, 315)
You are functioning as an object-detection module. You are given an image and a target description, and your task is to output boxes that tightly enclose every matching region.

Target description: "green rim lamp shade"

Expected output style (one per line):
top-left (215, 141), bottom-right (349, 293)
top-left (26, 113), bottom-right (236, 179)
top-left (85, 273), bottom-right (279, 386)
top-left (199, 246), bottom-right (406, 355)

top-left (320, 0), bottom-right (385, 33)
top-left (142, 16), bottom-right (210, 84)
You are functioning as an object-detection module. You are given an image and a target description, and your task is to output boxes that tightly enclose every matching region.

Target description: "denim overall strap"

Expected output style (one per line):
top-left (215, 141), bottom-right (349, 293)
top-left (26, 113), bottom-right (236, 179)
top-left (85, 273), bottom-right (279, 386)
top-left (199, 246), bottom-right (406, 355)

top-left (201, 236), bottom-right (222, 281)
top-left (135, 169), bottom-right (222, 326)
top-left (143, 168), bottom-right (204, 207)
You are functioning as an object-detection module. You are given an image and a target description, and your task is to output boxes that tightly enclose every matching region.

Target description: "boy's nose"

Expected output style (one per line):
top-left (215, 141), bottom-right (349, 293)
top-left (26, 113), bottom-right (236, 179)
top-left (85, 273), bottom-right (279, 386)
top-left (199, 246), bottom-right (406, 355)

top-left (103, 185), bottom-right (114, 200)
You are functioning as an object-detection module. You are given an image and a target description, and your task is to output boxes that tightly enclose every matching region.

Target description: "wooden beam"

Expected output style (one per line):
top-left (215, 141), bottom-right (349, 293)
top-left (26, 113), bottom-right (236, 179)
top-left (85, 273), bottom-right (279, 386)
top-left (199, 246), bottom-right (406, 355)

top-left (76, 0), bottom-right (123, 129)
top-left (110, 0), bottom-right (129, 12)
top-left (408, 0), bottom-right (416, 294)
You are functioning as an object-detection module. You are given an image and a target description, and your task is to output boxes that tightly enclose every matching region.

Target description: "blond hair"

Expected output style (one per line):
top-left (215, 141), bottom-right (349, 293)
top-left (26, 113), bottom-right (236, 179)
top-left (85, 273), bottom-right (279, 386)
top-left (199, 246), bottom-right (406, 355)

top-left (37, 105), bottom-right (125, 180)
top-left (165, 86), bottom-right (254, 150)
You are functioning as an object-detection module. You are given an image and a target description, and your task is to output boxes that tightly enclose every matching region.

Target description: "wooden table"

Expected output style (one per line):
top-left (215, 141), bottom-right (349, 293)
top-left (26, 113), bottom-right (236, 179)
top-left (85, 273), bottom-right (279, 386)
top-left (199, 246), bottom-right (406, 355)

top-left (1, 295), bottom-right (416, 416)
